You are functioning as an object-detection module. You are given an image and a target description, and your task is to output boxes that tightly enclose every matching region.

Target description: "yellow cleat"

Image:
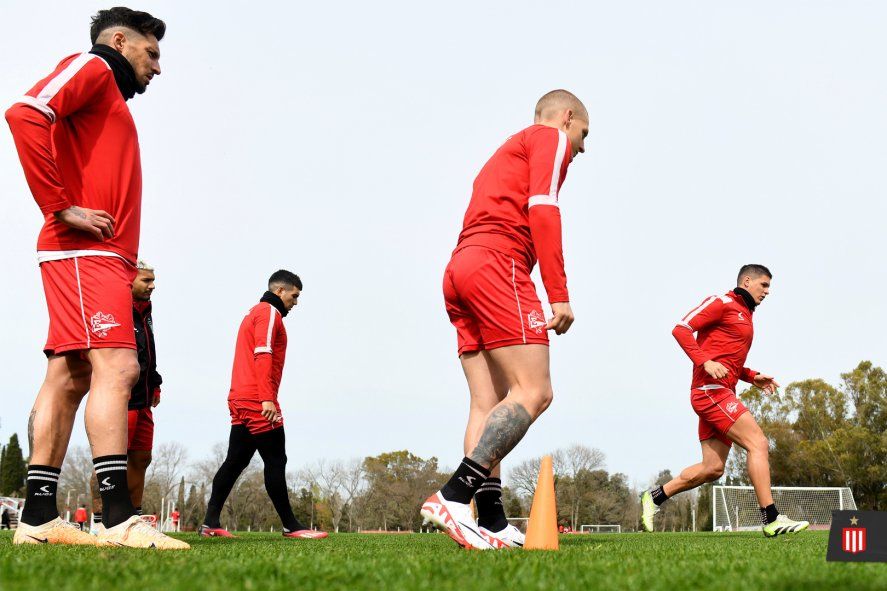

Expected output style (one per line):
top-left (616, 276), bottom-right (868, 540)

top-left (97, 515), bottom-right (190, 550)
top-left (13, 517), bottom-right (103, 546)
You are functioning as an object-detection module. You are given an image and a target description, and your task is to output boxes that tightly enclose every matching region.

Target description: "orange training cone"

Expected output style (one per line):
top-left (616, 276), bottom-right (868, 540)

top-left (524, 455), bottom-right (559, 550)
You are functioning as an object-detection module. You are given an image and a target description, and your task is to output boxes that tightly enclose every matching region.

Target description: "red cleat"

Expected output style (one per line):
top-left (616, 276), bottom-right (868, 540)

top-left (282, 529), bottom-right (328, 539)
top-left (198, 525), bottom-right (235, 538)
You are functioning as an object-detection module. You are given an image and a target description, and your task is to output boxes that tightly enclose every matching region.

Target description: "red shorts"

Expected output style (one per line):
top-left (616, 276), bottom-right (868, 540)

top-left (691, 387), bottom-right (749, 446)
top-left (39, 255), bottom-right (137, 356)
top-left (229, 399), bottom-right (283, 435)
top-left (443, 246), bottom-right (549, 356)
top-left (127, 407), bottom-right (154, 451)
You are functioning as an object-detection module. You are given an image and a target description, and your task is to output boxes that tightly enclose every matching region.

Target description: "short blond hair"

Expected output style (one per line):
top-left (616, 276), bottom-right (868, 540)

top-left (534, 89), bottom-right (588, 122)
top-left (137, 259), bottom-right (154, 272)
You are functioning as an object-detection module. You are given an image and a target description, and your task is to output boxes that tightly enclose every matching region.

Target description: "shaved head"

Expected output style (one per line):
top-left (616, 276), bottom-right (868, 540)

top-left (534, 89), bottom-right (588, 123)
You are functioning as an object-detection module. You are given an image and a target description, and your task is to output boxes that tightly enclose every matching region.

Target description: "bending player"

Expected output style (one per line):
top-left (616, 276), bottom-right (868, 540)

top-left (199, 271), bottom-right (327, 540)
top-left (640, 265), bottom-right (809, 537)
top-left (421, 90), bottom-right (589, 549)
top-left (6, 7), bottom-right (185, 549)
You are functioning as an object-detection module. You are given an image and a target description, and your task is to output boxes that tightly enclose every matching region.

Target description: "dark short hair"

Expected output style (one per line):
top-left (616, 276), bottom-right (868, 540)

top-left (90, 7), bottom-right (166, 45)
top-left (268, 270), bottom-right (302, 291)
top-left (737, 264), bottom-right (772, 285)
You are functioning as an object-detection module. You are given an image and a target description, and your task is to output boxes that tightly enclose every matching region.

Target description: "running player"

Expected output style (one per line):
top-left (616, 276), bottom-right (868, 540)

top-left (6, 8), bottom-right (185, 549)
top-left (640, 265), bottom-right (809, 537)
top-left (90, 260), bottom-right (162, 531)
top-left (421, 90), bottom-right (589, 549)
top-left (198, 271), bottom-right (328, 540)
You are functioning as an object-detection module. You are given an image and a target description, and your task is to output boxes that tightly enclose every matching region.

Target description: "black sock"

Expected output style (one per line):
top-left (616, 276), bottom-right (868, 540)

top-left (254, 427), bottom-right (306, 532)
top-left (204, 425), bottom-right (256, 529)
top-left (475, 477), bottom-right (508, 532)
top-left (440, 458), bottom-right (491, 504)
top-left (93, 455), bottom-right (135, 528)
top-left (134, 506), bottom-right (142, 516)
top-left (761, 503), bottom-right (779, 525)
top-left (21, 464), bottom-right (60, 526)
top-left (650, 486), bottom-right (669, 506)
top-left (92, 512), bottom-right (102, 524)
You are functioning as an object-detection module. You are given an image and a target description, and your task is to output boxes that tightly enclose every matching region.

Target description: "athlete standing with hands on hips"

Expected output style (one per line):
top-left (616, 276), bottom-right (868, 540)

top-left (6, 7), bottom-right (186, 549)
top-left (640, 265), bottom-right (809, 537)
top-left (422, 90), bottom-right (589, 549)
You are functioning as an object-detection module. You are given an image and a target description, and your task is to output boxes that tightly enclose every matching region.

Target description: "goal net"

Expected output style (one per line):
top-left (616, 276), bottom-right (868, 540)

top-left (712, 486), bottom-right (856, 531)
top-left (579, 524), bottom-right (621, 533)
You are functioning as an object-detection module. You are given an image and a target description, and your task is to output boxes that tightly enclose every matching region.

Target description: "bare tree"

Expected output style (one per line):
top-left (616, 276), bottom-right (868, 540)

top-left (56, 445), bottom-right (93, 514)
top-left (552, 444), bottom-right (606, 529)
top-left (341, 458), bottom-right (366, 532)
top-left (508, 456), bottom-right (542, 498)
top-left (304, 459), bottom-right (347, 532)
top-left (142, 442), bottom-right (188, 514)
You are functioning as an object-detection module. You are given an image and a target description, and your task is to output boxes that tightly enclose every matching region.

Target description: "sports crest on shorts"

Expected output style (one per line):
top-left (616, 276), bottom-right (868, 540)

top-left (90, 311), bottom-right (121, 338)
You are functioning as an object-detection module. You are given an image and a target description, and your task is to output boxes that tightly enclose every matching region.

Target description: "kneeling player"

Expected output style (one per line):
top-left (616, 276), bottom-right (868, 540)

top-left (199, 271), bottom-right (327, 540)
top-left (640, 265), bottom-right (808, 537)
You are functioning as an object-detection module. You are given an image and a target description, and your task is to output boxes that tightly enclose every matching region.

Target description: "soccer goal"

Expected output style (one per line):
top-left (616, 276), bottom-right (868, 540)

top-left (579, 524), bottom-right (621, 533)
top-left (712, 486), bottom-right (856, 531)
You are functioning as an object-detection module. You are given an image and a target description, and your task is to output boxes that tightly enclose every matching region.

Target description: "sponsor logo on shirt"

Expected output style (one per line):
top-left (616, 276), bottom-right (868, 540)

top-left (90, 311), bottom-right (121, 338)
top-left (527, 310), bottom-right (546, 334)
top-left (738, 312), bottom-right (745, 321)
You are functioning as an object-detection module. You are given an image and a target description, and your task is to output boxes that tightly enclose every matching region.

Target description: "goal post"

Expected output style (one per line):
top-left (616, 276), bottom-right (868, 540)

top-left (579, 524), bottom-right (621, 533)
top-left (712, 485), bottom-right (856, 531)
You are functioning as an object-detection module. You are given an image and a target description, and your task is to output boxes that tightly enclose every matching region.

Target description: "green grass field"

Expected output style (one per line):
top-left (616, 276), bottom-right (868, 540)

top-left (0, 530), bottom-right (883, 591)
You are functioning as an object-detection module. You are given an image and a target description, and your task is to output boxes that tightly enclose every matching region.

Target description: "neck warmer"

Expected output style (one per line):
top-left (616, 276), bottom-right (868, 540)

top-left (260, 291), bottom-right (288, 317)
top-left (733, 287), bottom-right (757, 311)
top-left (89, 44), bottom-right (140, 100)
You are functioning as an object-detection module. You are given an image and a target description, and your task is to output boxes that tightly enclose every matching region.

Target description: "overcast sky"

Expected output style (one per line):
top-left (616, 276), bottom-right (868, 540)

top-left (1, 1), bottom-right (884, 492)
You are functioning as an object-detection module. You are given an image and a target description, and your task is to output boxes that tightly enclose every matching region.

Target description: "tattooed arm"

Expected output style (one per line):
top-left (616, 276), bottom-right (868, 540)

top-left (468, 401), bottom-right (532, 469)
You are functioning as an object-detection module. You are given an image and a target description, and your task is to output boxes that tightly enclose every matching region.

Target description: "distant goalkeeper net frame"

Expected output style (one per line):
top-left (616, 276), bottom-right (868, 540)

top-left (579, 524), bottom-right (621, 533)
top-left (712, 485), bottom-right (856, 531)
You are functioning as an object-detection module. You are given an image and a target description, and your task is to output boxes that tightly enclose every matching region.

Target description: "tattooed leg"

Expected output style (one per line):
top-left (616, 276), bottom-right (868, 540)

top-left (468, 401), bottom-right (532, 469)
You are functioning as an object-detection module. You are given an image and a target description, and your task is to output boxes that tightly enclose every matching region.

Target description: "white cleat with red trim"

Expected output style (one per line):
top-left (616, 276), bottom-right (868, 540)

top-left (420, 491), bottom-right (506, 550)
top-left (480, 523), bottom-right (524, 548)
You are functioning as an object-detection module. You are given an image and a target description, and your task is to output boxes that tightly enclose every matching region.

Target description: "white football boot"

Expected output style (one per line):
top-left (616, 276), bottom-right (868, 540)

top-left (421, 491), bottom-right (506, 550)
top-left (479, 523), bottom-right (524, 548)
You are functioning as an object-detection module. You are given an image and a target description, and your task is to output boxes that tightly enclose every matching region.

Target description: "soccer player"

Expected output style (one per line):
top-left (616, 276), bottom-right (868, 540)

top-left (421, 90), bottom-right (589, 549)
top-left (198, 271), bottom-right (328, 540)
top-left (640, 265), bottom-right (809, 537)
top-left (90, 260), bottom-right (163, 531)
top-left (6, 8), bottom-right (185, 549)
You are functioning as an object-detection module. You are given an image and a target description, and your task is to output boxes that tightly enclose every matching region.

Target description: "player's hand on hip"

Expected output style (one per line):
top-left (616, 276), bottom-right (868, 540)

top-left (54, 206), bottom-right (115, 240)
top-left (753, 373), bottom-right (780, 394)
top-left (260, 400), bottom-right (278, 422)
top-left (547, 302), bottom-right (575, 335)
top-left (703, 360), bottom-right (729, 379)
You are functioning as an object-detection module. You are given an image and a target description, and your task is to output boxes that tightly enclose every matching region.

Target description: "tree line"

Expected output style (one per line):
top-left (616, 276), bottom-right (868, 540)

top-left (1, 360), bottom-right (882, 530)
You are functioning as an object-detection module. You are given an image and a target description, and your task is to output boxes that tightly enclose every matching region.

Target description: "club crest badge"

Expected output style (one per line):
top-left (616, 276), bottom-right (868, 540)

top-left (90, 311), bottom-right (121, 338)
top-left (527, 310), bottom-right (546, 334)
top-left (726, 401), bottom-right (739, 415)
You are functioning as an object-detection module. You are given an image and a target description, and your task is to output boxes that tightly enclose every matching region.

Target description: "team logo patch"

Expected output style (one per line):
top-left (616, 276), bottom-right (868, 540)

top-left (90, 311), bottom-right (121, 338)
top-left (527, 310), bottom-right (546, 334)
top-left (726, 401), bottom-right (739, 414)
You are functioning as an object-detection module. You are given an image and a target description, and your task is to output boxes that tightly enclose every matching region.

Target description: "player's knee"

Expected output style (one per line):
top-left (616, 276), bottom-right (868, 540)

top-left (748, 433), bottom-right (769, 455)
top-left (529, 386), bottom-right (554, 417)
top-left (703, 465), bottom-right (725, 482)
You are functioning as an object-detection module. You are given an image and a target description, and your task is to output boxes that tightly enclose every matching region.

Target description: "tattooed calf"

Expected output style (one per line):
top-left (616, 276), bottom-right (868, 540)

top-left (468, 402), bottom-right (532, 468)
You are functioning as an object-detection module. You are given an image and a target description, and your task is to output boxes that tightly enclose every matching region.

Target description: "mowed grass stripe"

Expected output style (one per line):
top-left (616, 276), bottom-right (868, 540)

top-left (0, 531), bottom-right (883, 591)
